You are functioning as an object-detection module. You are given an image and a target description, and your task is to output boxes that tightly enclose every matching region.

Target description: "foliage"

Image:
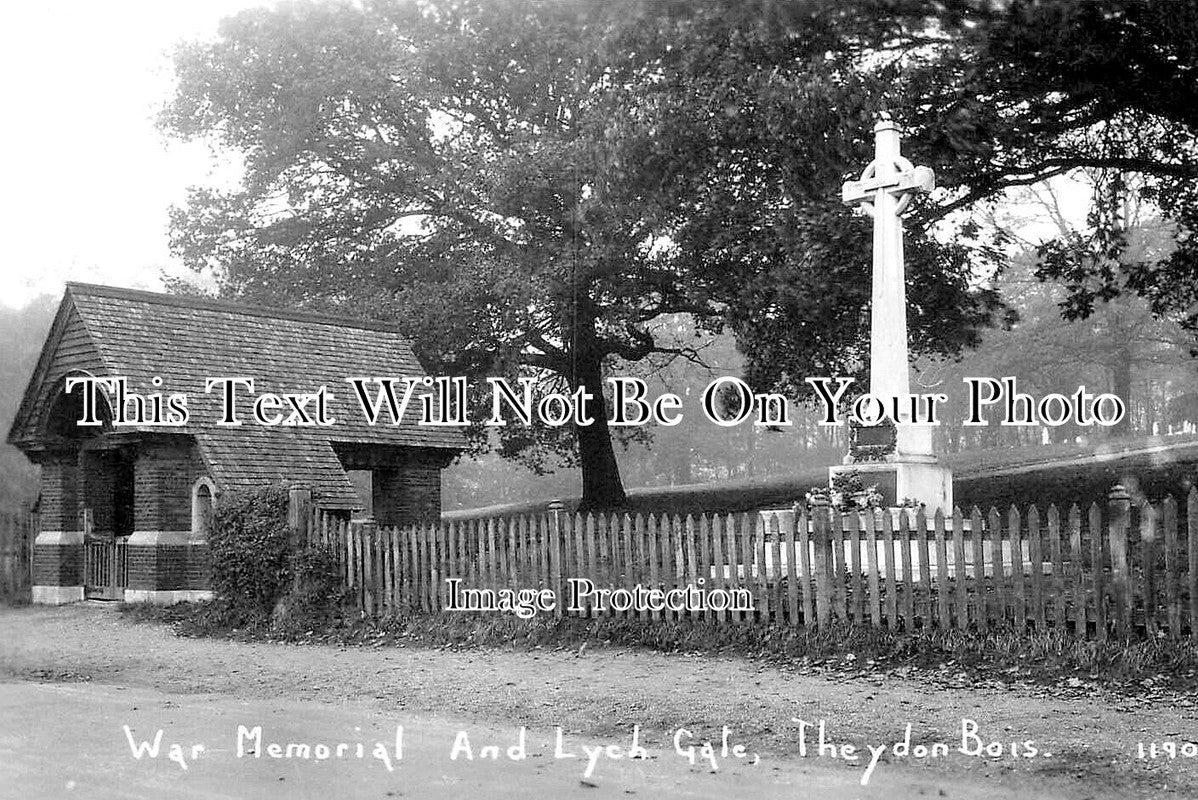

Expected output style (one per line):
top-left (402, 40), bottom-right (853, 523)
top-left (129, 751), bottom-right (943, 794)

top-left (933, 182), bottom-right (1198, 446)
top-left (0, 297), bottom-right (57, 507)
top-left (124, 601), bottom-right (1198, 692)
top-left (934, 2), bottom-right (1198, 336)
top-left (209, 485), bottom-right (293, 623)
top-left (277, 544), bottom-right (346, 630)
top-left (160, 0), bottom-right (1197, 509)
top-left (159, 0), bottom-right (1010, 510)
top-left (805, 469), bottom-right (885, 513)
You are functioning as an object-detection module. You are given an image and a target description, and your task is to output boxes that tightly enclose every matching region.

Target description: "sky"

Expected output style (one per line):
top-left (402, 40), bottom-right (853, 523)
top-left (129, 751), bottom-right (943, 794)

top-left (0, 0), bottom-right (271, 309)
top-left (0, 0), bottom-right (1091, 313)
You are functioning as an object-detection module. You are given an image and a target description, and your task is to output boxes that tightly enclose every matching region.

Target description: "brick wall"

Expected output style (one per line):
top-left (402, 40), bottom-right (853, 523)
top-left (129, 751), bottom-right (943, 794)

top-left (79, 450), bottom-right (115, 531)
top-left (125, 542), bottom-right (211, 592)
top-left (32, 541), bottom-right (82, 585)
top-left (134, 440), bottom-right (205, 532)
top-left (37, 452), bottom-right (79, 532)
top-left (126, 439), bottom-right (211, 593)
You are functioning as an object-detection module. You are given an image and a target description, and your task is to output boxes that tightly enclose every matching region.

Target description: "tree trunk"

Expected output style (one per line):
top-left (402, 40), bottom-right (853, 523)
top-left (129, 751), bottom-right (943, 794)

top-left (1111, 347), bottom-right (1133, 438)
top-left (572, 347), bottom-right (628, 511)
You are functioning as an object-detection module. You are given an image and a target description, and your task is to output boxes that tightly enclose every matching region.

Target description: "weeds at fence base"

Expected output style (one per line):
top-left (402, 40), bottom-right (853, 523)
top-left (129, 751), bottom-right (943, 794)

top-left (119, 601), bottom-right (1198, 691)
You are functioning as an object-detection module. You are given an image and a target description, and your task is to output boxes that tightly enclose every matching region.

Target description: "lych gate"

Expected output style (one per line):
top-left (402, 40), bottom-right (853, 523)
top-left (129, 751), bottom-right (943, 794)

top-left (8, 283), bottom-right (464, 605)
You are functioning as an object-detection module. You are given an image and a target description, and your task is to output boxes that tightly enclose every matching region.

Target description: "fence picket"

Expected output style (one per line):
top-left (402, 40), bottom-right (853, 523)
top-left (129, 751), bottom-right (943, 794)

top-left (989, 508), bottom-right (1005, 628)
top-left (686, 515), bottom-right (701, 621)
top-left (934, 510), bottom-right (949, 629)
top-left (509, 515), bottom-right (522, 591)
top-left (710, 515), bottom-right (727, 624)
top-left (647, 514), bottom-right (662, 621)
top-left (1069, 505), bottom-right (1085, 637)
top-left (1109, 496), bottom-right (1130, 638)
top-left (780, 511), bottom-right (797, 625)
top-left (768, 512), bottom-right (784, 622)
top-left (739, 513), bottom-right (757, 621)
top-left (971, 508), bottom-right (986, 633)
top-left (1141, 502), bottom-right (1158, 637)
top-left (864, 509), bottom-right (881, 628)
top-left (622, 513), bottom-right (636, 617)
top-left (830, 511), bottom-right (845, 622)
top-left (1089, 503), bottom-right (1107, 641)
top-left (718, 512), bottom-right (737, 622)
top-left (917, 507), bottom-right (931, 628)
top-left (633, 514), bottom-right (647, 621)
top-left (899, 511), bottom-right (914, 629)
top-left (798, 507), bottom-right (815, 625)
top-left (363, 524), bottom-right (375, 615)
top-left (597, 515), bottom-right (611, 614)
top-left (1164, 496), bottom-right (1180, 638)
top-left (661, 515), bottom-right (677, 619)
top-left (882, 510), bottom-right (897, 629)
top-left (814, 507), bottom-right (831, 625)
top-left (848, 511), bottom-right (863, 624)
top-left (574, 514), bottom-right (588, 615)
top-left (952, 508), bottom-right (967, 630)
top-left (1010, 506), bottom-right (1026, 631)
top-left (1048, 505), bottom-right (1065, 630)
top-left (1190, 490), bottom-right (1198, 639)
top-left (1027, 506), bottom-right (1042, 630)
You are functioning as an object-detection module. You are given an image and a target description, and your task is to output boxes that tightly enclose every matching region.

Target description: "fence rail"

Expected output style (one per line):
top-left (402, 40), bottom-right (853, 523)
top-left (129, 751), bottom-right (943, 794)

top-left (313, 487), bottom-right (1198, 639)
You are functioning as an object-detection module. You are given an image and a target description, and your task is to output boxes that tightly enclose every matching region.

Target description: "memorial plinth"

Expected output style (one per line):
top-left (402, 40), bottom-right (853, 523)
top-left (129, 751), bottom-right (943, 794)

top-left (830, 457), bottom-right (953, 514)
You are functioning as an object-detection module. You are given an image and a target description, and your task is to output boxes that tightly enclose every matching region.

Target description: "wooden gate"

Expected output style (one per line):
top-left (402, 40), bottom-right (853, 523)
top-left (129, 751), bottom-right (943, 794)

top-left (84, 534), bottom-right (127, 600)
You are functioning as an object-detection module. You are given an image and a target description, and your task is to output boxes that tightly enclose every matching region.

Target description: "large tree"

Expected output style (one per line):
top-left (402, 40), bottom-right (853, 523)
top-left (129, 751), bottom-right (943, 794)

top-left (165, 0), bottom-right (1198, 506)
top-left (907, 0), bottom-right (1198, 338)
top-left (164, 0), bottom-right (706, 508)
top-left (162, 0), bottom-right (1003, 509)
top-left (611, 0), bottom-right (1198, 395)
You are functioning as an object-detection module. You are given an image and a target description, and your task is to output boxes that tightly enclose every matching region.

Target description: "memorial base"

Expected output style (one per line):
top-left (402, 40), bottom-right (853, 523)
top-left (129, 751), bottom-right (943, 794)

top-left (830, 457), bottom-right (953, 514)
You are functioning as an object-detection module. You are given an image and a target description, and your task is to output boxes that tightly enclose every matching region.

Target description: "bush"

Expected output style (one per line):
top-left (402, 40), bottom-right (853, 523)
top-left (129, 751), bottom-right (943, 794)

top-left (275, 544), bottom-right (346, 631)
top-left (209, 485), bottom-right (292, 624)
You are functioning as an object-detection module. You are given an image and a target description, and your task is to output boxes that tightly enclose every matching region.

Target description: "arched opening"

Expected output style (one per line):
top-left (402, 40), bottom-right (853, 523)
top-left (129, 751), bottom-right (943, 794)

top-left (191, 478), bottom-right (216, 540)
top-left (42, 374), bottom-right (112, 440)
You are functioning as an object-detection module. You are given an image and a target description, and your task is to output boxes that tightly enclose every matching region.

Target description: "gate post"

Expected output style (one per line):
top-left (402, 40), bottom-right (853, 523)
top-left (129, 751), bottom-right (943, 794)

top-left (288, 485), bottom-right (312, 547)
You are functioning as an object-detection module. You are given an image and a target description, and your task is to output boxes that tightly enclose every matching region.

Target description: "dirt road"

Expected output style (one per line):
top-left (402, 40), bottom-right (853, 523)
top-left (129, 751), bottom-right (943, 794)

top-left (1, 604), bottom-right (1195, 799)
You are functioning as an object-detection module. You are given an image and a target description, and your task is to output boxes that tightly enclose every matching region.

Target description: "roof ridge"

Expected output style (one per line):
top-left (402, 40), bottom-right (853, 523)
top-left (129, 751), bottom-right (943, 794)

top-left (65, 282), bottom-right (407, 334)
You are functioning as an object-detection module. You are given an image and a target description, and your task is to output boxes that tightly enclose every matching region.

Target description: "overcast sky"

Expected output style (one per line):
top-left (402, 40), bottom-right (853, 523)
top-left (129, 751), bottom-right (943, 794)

top-left (0, 0), bottom-right (271, 309)
top-left (0, 0), bottom-right (1089, 313)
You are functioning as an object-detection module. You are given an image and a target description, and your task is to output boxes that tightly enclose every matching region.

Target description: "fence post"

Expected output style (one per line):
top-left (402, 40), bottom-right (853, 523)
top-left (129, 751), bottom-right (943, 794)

top-left (360, 517), bottom-right (378, 618)
top-left (288, 486), bottom-right (312, 546)
top-left (1108, 484), bottom-right (1131, 638)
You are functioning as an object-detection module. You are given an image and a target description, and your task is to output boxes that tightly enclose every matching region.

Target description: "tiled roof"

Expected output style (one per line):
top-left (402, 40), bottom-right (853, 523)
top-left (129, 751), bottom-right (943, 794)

top-left (14, 283), bottom-right (465, 508)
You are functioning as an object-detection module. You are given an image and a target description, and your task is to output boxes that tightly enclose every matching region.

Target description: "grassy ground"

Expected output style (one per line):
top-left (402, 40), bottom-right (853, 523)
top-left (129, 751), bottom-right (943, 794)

top-left (120, 601), bottom-right (1198, 697)
top-left (443, 433), bottom-right (1198, 519)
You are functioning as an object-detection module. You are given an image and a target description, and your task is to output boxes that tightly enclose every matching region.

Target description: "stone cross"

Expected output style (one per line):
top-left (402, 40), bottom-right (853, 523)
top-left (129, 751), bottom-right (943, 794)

top-left (842, 114), bottom-right (935, 457)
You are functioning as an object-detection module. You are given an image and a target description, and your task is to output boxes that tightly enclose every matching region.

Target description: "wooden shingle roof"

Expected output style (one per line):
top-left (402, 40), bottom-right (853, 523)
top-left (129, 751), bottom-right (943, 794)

top-left (9, 283), bottom-right (465, 508)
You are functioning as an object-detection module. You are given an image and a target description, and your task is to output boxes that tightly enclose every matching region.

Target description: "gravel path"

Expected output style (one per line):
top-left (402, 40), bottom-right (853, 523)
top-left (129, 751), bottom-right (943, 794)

top-left (3, 603), bottom-right (1197, 798)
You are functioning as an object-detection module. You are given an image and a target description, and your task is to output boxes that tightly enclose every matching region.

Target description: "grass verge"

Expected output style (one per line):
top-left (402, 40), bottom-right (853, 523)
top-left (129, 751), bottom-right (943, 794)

top-left (120, 601), bottom-right (1198, 692)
